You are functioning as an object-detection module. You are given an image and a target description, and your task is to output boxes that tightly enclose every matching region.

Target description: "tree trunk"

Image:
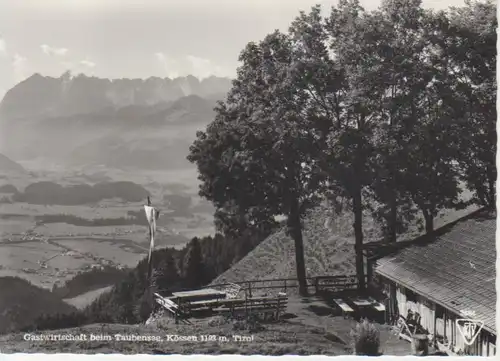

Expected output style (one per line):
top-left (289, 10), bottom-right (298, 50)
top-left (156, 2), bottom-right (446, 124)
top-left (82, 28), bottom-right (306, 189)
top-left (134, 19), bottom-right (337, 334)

top-left (488, 174), bottom-right (495, 209)
top-left (423, 211), bottom-right (434, 234)
top-left (288, 197), bottom-right (308, 297)
top-left (352, 186), bottom-right (366, 291)
top-left (387, 149), bottom-right (398, 243)
top-left (388, 195), bottom-right (397, 243)
top-left (388, 88), bottom-right (398, 244)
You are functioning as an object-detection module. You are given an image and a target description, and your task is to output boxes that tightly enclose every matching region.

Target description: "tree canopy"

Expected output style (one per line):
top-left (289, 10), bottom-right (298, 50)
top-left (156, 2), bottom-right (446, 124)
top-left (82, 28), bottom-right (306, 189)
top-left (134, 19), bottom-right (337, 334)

top-left (189, 0), bottom-right (496, 291)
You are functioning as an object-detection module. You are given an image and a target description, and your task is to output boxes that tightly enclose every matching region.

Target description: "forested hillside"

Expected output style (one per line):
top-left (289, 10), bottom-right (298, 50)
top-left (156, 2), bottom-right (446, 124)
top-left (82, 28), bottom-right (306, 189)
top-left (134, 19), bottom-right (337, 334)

top-left (0, 277), bottom-right (78, 334)
top-left (17, 225), bottom-right (272, 332)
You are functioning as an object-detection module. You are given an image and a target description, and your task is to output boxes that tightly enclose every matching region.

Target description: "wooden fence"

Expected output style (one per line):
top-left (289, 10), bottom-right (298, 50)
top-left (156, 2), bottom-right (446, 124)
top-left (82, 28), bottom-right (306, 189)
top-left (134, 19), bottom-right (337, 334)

top-left (171, 275), bottom-right (367, 297)
top-left (314, 275), bottom-right (361, 295)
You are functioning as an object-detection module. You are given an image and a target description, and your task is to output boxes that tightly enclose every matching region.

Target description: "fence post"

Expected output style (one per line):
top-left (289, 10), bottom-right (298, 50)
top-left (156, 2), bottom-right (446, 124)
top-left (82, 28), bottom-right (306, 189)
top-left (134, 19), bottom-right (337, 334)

top-left (284, 279), bottom-right (287, 293)
top-left (244, 289), bottom-right (248, 321)
top-left (248, 281), bottom-right (252, 298)
top-left (276, 296), bottom-right (281, 320)
top-left (314, 277), bottom-right (319, 295)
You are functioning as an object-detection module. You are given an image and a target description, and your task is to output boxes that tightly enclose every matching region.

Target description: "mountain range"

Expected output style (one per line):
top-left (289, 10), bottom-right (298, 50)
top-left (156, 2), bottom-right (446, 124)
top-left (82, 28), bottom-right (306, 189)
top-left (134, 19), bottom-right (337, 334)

top-left (0, 73), bottom-right (232, 170)
top-left (0, 153), bottom-right (27, 175)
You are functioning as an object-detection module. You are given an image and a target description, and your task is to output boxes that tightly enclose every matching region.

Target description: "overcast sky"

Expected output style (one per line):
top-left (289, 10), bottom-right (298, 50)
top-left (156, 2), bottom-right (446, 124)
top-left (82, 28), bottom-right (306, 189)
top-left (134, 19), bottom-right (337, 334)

top-left (0, 0), bottom-right (468, 97)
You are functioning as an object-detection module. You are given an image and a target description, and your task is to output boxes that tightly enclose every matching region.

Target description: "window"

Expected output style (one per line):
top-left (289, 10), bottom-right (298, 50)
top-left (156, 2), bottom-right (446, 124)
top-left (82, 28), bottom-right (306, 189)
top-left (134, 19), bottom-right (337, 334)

top-left (488, 334), bottom-right (496, 356)
top-left (435, 305), bottom-right (444, 319)
top-left (405, 288), bottom-right (417, 302)
top-left (489, 343), bottom-right (496, 356)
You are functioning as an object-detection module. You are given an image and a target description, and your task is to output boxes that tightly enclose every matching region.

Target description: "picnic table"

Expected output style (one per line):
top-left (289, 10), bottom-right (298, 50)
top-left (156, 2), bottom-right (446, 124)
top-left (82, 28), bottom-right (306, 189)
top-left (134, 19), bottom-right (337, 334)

top-left (333, 298), bottom-right (355, 318)
top-left (172, 288), bottom-right (227, 301)
top-left (332, 296), bottom-right (386, 321)
top-left (368, 298), bottom-right (386, 311)
top-left (213, 293), bottom-right (288, 320)
top-left (351, 297), bottom-right (373, 307)
top-left (188, 297), bottom-right (246, 310)
top-left (188, 294), bottom-right (283, 308)
top-left (171, 288), bottom-right (227, 312)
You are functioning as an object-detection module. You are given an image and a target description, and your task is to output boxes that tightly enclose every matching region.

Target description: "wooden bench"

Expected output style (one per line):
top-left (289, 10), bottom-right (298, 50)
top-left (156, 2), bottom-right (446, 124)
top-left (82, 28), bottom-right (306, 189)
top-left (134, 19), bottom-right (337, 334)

top-left (244, 296), bottom-right (288, 311)
top-left (214, 295), bottom-right (288, 320)
top-left (154, 293), bottom-right (179, 314)
top-left (372, 302), bottom-right (386, 312)
top-left (187, 298), bottom-right (246, 313)
top-left (215, 304), bottom-right (287, 312)
top-left (333, 298), bottom-right (355, 318)
top-left (224, 282), bottom-right (242, 299)
top-left (315, 275), bottom-right (358, 296)
top-left (365, 297), bottom-right (386, 312)
top-left (154, 293), bottom-right (191, 323)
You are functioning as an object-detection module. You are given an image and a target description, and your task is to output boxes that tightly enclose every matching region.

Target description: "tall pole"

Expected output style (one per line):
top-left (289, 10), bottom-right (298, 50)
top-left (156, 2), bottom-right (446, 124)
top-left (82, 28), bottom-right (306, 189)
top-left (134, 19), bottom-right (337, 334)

top-left (146, 196), bottom-right (154, 313)
top-left (146, 196), bottom-right (153, 282)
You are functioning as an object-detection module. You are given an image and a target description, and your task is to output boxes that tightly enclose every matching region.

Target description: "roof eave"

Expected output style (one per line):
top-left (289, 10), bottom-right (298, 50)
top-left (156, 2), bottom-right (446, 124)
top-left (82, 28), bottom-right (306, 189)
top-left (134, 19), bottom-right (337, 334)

top-left (375, 268), bottom-right (496, 336)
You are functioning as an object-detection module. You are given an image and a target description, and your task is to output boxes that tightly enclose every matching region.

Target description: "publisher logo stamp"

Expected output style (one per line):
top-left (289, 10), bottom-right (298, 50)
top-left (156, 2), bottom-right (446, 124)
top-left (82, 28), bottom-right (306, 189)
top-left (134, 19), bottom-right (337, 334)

top-left (456, 319), bottom-right (484, 346)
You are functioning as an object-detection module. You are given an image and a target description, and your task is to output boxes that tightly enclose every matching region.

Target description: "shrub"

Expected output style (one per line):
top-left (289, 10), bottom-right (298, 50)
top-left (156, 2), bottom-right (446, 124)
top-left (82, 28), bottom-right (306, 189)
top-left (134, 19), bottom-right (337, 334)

top-left (350, 319), bottom-right (380, 356)
top-left (155, 315), bottom-right (176, 330)
top-left (207, 315), bottom-right (230, 327)
top-left (0, 184), bottom-right (18, 194)
top-left (232, 314), bottom-right (265, 333)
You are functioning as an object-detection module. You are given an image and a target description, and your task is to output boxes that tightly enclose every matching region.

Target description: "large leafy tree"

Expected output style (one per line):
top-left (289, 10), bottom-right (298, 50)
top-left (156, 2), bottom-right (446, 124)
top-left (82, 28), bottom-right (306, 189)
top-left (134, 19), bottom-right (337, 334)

top-left (189, 32), bottom-right (322, 296)
top-left (287, 1), bottom-right (380, 290)
top-left (188, 100), bottom-right (279, 240)
top-left (372, 0), bottom-right (466, 234)
top-left (352, 0), bottom-right (469, 235)
top-left (433, 0), bottom-right (497, 208)
top-left (352, 0), bottom-right (430, 240)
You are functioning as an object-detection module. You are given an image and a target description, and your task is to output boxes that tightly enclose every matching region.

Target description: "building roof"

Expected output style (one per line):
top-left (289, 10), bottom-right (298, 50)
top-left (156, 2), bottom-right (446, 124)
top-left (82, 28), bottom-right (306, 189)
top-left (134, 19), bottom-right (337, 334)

top-left (374, 208), bottom-right (496, 335)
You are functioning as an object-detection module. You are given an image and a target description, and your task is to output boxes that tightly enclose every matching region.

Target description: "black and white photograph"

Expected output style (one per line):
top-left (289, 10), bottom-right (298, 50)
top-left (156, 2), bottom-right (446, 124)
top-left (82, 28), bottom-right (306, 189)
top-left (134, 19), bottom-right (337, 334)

top-left (0, 0), bottom-right (496, 356)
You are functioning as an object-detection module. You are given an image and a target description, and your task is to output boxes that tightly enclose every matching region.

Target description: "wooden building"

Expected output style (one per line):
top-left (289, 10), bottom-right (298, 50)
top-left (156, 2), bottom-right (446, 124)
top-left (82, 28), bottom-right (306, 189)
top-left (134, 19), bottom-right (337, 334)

top-left (367, 208), bottom-right (496, 356)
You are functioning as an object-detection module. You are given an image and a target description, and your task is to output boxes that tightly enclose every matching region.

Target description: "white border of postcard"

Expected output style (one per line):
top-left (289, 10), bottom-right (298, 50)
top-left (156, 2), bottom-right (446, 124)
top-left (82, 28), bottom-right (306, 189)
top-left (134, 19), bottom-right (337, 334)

top-left (0, 355), bottom-right (499, 360)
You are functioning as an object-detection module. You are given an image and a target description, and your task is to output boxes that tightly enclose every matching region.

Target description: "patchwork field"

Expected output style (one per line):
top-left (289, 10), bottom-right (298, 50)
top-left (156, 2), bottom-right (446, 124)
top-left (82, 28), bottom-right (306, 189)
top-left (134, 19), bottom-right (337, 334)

top-left (0, 165), bottom-right (215, 293)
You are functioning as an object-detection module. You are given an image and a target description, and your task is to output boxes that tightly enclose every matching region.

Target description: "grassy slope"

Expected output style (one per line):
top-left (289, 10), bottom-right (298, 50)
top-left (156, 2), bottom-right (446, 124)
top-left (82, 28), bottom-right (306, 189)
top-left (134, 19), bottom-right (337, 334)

top-left (0, 319), bottom-right (346, 355)
top-left (0, 295), bottom-right (413, 355)
top-left (0, 276), bottom-right (77, 334)
top-left (211, 199), bottom-right (478, 287)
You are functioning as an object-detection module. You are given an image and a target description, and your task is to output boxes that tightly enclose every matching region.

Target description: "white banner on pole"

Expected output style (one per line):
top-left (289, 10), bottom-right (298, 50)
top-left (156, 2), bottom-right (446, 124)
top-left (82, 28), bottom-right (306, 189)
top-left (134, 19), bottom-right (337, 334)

top-left (144, 205), bottom-right (160, 265)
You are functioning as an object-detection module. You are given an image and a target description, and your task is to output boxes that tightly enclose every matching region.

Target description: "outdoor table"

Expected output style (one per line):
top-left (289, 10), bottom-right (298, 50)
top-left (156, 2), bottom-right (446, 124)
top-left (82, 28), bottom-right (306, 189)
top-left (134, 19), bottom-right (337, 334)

top-left (189, 297), bottom-right (246, 308)
top-left (351, 298), bottom-right (373, 307)
top-left (171, 288), bottom-right (227, 311)
top-left (366, 297), bottom-right (387, 323)
top-left (349, 297), bottom-right (375, 321)
top-left (172, 288), bottom-right (227, 300)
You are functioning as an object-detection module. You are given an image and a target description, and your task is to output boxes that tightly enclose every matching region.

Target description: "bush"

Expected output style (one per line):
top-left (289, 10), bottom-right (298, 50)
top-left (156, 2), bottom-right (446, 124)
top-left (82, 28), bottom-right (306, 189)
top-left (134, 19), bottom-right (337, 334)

top-left (207, 315), bottom-right (230, 327)
top-left (0, 184), bottom-right (18, 194)
top-left (134, 295), bottom-right (154, 322)
top-left (155, 315), bottom-right (176, 330)
top-left (23, 311), bottom-right (88, 332)
top-left (350, 319), bottom-right (380, 356)
top-left (232, 314), bottom-right (265, 333)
